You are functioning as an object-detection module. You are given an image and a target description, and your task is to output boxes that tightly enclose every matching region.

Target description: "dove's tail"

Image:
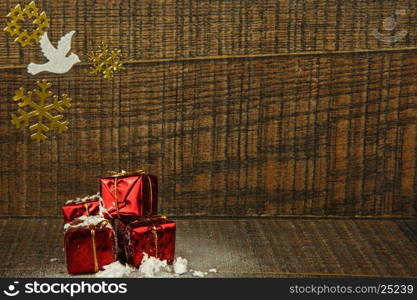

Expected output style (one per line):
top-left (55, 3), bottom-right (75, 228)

top-left (27, 63), bottom-right (43, 75)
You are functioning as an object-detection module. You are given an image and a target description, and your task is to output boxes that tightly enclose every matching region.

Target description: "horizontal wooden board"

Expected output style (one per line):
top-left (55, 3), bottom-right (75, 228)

top-left (0, 0), bottom-right (417, 66)
top-left (0, 218), bottom-right (416, 277)
top-left (0, 51), bottom-right (416, 216)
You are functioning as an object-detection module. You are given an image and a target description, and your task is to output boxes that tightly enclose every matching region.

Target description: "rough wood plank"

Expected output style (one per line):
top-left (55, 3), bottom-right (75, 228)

top-left (0, 0), bottom-right (417, 66)
top-left (0, 52), bottom-right (417, 217)
top-left (0, 218), bottom-right (416, 277)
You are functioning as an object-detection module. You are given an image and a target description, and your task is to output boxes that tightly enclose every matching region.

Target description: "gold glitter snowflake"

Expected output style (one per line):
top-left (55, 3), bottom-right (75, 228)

top-left (4, 1), bottom-right (50, 47)
top-left (88, 43), bottom-right (124, 79)
top-left (11, 80), bottom-right (72, 142)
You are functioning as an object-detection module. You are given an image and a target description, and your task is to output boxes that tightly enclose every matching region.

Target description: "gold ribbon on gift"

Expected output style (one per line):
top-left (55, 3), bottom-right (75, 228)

top-left (107, 169), bottom-right (154, 217)
top-left (89, 220), bottom-right (109, 273)
top-left (79, 194), bottom-right (101, 216)
top-left (149, 216), bottom-right (168, 258)
top-left (90, 228), bottom-right (98, 272)
top-left (151, 225), bottom-right (158, 258)
top-left (84, 202), bottom-right (90, 216)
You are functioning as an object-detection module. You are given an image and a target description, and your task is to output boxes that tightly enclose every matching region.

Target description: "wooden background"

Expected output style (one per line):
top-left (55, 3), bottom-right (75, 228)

top-left (0, 0), bottom-right (416, 217)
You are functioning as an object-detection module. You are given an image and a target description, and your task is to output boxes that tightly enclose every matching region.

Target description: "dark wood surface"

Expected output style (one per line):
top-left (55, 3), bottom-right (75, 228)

top-left (0, 217), bottom-right (416, 278)
top-left (0, 1), bottom-right (416, 217)
top-left (1, 0), bottom-right (417, 63)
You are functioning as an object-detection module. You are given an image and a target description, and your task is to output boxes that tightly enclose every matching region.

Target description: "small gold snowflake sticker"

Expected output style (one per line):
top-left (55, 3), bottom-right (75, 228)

top-left (11, 80), bottom-right (72, 142)
top-left (88, 43), bottom-right (124, 79)
top-left (4, 1), bottom-right (50, 47)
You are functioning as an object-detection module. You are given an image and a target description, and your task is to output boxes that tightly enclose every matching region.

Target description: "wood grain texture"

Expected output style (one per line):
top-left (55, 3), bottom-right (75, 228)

top-left (1, 0), bottom-right (417, 65)
top-left (0, 1), bottom-right (416, 217)
top-left (1, 52), bottom-right (416, 217)
top-left (0, 218), bottom-right (416, 277)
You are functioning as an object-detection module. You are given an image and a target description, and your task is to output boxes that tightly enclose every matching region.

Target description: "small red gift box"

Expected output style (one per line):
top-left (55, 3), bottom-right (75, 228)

top-left (61, 194), bottom-right (101, 224)
top-left (100, 171), bottom-right (158, 218)
top-left (117, 216), bottom-right (176, 267)
top-left (64, 218), bottom-right (115, 274)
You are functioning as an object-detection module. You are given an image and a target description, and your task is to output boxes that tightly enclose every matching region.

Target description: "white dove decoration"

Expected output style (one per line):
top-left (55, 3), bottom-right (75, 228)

top-left (28, 31), bottom-right (80, 75)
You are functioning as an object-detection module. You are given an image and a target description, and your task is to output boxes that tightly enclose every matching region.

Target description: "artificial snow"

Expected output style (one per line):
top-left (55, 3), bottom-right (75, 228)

top-left (192, 270), bottom-right (208, 278)
top-left (139, 254), bottom-right (172, 277)
top-left (173, 257), bottom-right (188, 274)
top-left (65, 193), bottom-right (101, 205)
top-left (209, 268), bottom-right (217, 273)
top-left (98, 202), bottom-right (112, 218)
top-left (95, 254), bottom-right (214, 278)
top-left (64, 215), bottom-right (111, 231)
top-left (95, 261), bottom-right (135, 278)
top-left (49, 258), bottom-right (58, 262)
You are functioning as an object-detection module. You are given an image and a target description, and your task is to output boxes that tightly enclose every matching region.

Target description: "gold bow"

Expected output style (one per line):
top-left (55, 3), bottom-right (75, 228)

top-left (107, 169), bottom-right (148, 177)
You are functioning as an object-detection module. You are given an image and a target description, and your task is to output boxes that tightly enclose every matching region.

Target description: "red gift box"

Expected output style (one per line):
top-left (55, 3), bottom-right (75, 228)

top-left (61, 194), bottom-right (101, 224)
top-left (117, 216), bottom-right (176, 267)
top-left (100, 171), bottom-right (158, 218)
top-left (64, 218), bottom-right (115, 274)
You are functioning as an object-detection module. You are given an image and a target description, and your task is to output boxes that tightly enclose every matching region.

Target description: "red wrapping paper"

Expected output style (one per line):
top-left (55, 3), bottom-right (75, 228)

top-left (62, 198), bottom-right (101, 224)
top-left (100, 173), bottom-right (158, 217)
top-left (65, 220), bottom-right (115, 274)
top-left (118, 216), bottom-right (176, 267)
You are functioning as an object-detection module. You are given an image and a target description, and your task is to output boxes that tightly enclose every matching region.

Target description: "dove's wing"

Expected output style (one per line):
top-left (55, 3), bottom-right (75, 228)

top-left (40, 32), bottom-right (57, 61)
top-left (56, 31), bottom-right (76, 57)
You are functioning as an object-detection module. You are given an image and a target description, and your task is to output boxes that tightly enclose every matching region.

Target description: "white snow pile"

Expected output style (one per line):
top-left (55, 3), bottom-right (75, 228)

top-left (139, 254), bottom-right (172, 277)
top-left (65, 193), bottom-right (101, 205)
top-left (96, 202), bottom-right (113, 220)
top-left (173, 257), bottom-right (188, 275)
top-left (191, 270), bottom-right (207, 277)
top-left (96, 261), bottom-right (136, 278)
top-left (95, 254), bottom-right (215, 278)
top-left (64, 215), bottom-right (112, 231)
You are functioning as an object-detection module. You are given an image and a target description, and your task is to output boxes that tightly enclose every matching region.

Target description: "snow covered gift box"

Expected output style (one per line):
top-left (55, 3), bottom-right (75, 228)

top-left (100, 170), bottom-right (158, 218)
top-left (61, 194), bottom-right (101, 224)
top-left (117, 216), bottom-right (176, 267)
top-left (64, 216), bottom-right (116, 275)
